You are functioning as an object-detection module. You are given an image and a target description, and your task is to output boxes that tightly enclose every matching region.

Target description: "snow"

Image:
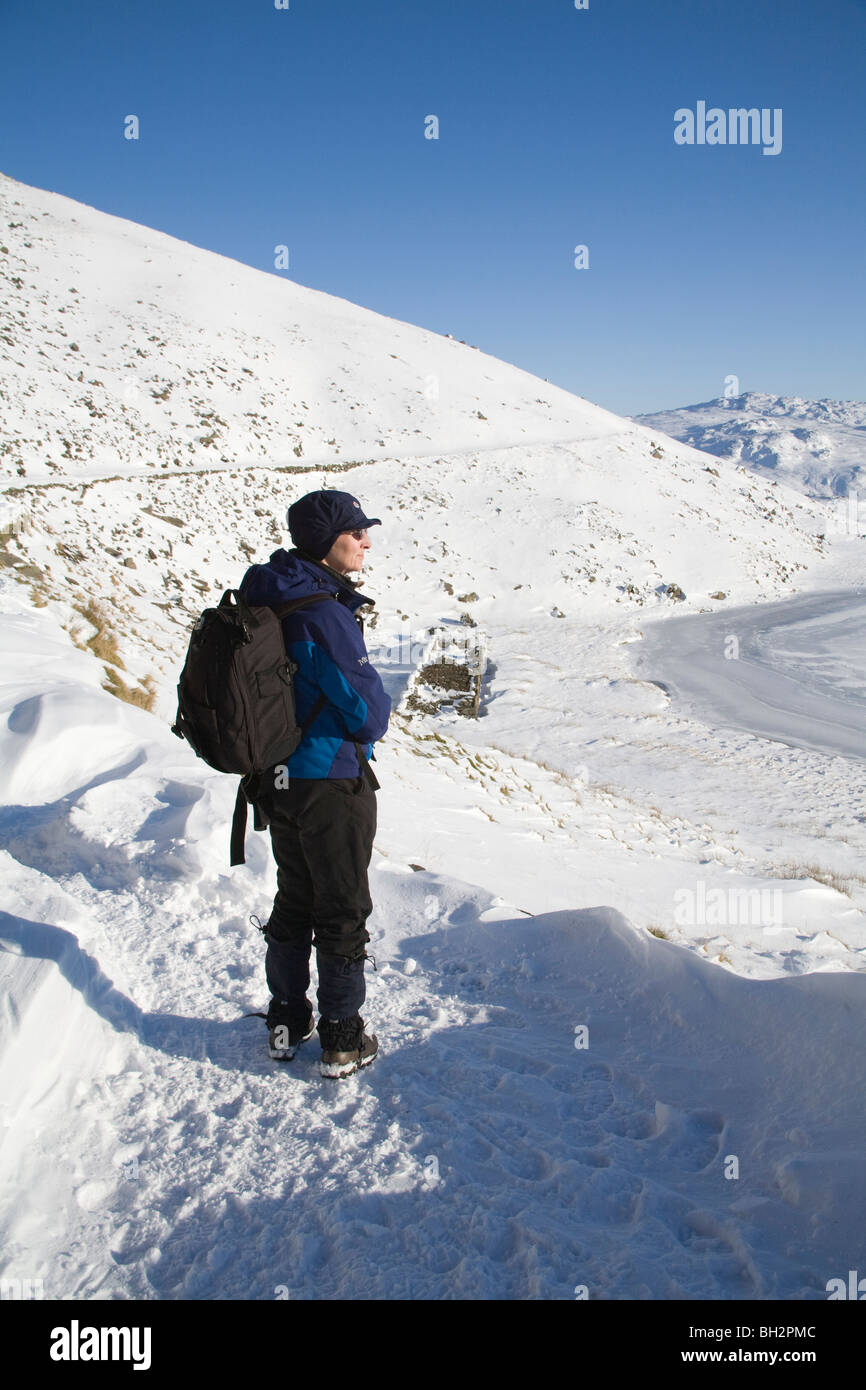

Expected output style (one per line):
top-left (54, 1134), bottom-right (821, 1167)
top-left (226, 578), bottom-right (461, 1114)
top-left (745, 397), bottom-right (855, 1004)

top-left (1, 173), bottom-right (865, 1301)
top-left (634, 392), bottom-right (866, 502)
top-left (631, 588), bottom-right (866, 765)
top-left (0, 172), bottom-right (623, 488)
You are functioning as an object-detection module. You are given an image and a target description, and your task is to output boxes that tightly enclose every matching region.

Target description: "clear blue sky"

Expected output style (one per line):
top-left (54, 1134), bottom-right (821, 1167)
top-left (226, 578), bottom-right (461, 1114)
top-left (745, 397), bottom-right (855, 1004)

top-left (1, 0), bottom-right (864, 415)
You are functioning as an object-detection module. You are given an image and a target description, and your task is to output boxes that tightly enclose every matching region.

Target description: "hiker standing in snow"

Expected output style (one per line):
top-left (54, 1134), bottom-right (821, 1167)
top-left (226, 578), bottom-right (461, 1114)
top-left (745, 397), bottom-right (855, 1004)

top-left (240, 490), bottom-right (391, 1078)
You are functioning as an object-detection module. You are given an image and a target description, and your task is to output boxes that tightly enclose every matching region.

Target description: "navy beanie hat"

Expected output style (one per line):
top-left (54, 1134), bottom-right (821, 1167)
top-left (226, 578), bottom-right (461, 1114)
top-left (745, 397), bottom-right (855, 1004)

top-left (287, 489), bottom-right (381, 561)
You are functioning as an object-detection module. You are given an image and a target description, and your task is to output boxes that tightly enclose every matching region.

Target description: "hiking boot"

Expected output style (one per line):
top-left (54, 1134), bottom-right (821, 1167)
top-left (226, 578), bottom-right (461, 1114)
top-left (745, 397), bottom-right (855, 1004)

top-left (318, 1014), bottom-right (379, 1079)
top-left (266, 998), bottom-right (315, 1061)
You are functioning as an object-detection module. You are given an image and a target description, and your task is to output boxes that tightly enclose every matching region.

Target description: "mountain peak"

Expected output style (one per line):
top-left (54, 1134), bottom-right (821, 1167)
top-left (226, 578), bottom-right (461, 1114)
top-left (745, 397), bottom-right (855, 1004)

top-left (635, 392), bottom-right (866, 498)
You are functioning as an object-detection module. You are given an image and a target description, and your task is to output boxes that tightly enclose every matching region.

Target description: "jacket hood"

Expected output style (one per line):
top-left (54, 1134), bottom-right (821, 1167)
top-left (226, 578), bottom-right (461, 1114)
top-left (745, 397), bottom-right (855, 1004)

top-left (240, 548), bottom-right (374, 614)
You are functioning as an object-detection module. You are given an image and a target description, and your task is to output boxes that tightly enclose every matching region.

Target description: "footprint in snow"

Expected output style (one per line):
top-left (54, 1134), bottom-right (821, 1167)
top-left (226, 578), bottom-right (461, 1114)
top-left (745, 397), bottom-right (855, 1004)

top-left (647, 1103), bottom-right (726, 1172)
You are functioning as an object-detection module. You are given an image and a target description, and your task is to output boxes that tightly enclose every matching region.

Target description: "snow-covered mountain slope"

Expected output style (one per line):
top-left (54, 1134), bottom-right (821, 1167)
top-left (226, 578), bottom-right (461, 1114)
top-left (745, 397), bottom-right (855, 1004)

top-left (0, 170), bottom-right (625, 486)
top-left (0, 178), bottom-right (840, 726)
top-left (2, 434), bottom-right (833, 718)
top-left (2, 173), bottom-right (865, 1301)
top-left (634, 392), bottom-right (866, 501)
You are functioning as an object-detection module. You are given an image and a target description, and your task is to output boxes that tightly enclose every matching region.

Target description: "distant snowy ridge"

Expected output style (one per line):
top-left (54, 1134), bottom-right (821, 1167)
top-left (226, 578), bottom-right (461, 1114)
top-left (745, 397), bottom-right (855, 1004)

top-left (634, 392), bottom-right (866, 500)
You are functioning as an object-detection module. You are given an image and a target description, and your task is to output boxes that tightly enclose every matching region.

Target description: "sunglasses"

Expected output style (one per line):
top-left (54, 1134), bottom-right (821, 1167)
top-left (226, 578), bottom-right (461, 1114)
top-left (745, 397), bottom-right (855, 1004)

top-left (347, 529), bottom-right (369, 541)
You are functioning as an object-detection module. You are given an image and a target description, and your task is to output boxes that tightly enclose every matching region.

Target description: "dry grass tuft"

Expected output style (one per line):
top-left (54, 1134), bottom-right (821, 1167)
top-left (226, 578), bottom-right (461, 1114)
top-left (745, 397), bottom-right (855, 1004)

top-left (74, 600), bottom-right (126, 669)
top-left (101, 667), bottom-right (157, 712)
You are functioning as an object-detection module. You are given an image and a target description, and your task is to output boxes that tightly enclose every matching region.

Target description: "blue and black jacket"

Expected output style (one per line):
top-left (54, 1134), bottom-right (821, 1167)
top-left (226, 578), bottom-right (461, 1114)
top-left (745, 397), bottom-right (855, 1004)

top-left (239, 548), bottom-right (391, 780)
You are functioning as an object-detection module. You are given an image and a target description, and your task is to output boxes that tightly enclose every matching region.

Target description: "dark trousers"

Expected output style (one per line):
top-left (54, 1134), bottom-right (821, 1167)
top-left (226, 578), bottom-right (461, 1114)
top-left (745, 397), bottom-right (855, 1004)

top-left (259, 775), bottom-right (377, 1020)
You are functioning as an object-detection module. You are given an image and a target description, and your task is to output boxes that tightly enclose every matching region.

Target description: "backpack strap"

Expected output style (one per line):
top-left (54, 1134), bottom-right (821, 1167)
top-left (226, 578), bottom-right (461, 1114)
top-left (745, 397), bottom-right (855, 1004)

top-left (353, 741), bottom-right (381, 791)
top-left (230, 783), bottom-right (251, 868)
top-left (229, 691), bottom-right (331, 866)
top-left (231, 777), bottom-right (275, 867)
top-left (271, 591), bottom-right (336, 619)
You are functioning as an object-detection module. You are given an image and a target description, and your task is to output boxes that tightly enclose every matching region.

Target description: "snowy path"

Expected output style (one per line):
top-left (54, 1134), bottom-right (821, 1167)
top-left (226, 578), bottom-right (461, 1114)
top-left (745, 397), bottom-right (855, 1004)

top-left (3, 853), bottom-right (863, 1301)
top-left (630, 589), bottom-right (866, 764)
top-left (1, 428), bottom-right (624, 491)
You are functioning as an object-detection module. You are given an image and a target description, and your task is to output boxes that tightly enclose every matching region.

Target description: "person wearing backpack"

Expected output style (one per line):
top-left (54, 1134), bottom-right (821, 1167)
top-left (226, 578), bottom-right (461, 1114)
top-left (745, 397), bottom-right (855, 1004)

top-left (238, 490), bottom-right (391, 1078)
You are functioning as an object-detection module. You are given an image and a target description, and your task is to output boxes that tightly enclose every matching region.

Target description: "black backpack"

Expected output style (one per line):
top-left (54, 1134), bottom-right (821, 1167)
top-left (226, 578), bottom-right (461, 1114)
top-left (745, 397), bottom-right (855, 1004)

top-left (171, 588), bottom-right (334, 864)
